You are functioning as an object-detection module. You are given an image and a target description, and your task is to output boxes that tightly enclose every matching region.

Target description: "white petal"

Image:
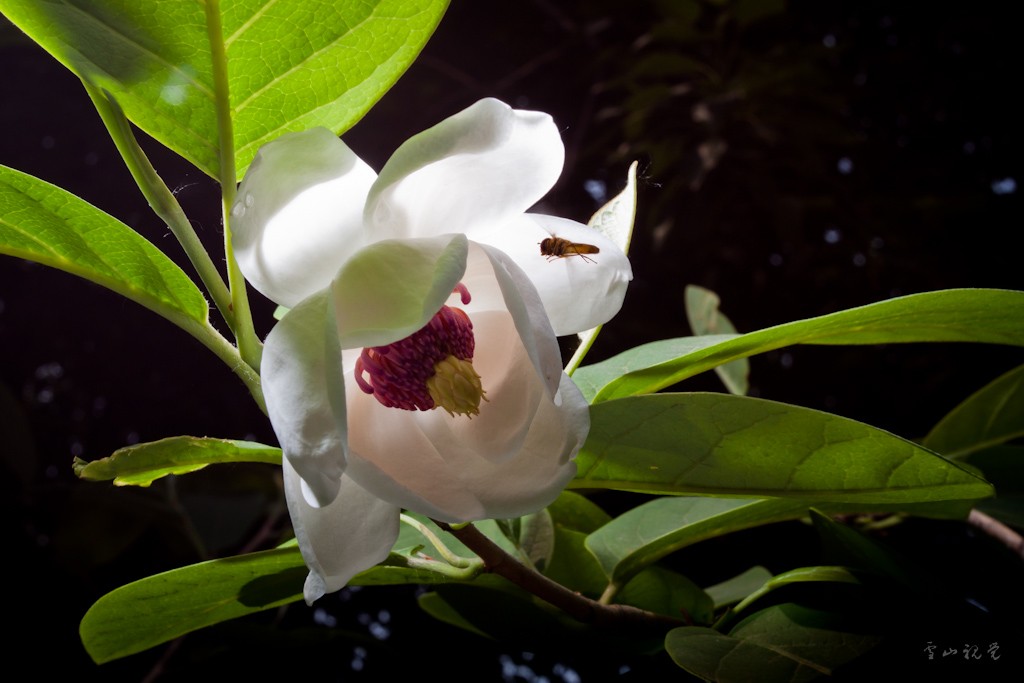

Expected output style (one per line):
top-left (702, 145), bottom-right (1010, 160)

top-left (471, 242), bottom-right (562, 398)
top-left (343, 354), bottom-right (487, 522)
top-left (474, 214), bottom-right (633, 335)
top-left (262, 289), bottom-right (345, 507)
top-left (329, 234), bottom-right (468, 350)
top-left (364, 98), bottom-right (564, 242)
top-left (445, 373), bottom-right (588, 519)
top-left (283, 457), bottom-right (399, 604)
top-left (233, 127), bottom-right (376, 307)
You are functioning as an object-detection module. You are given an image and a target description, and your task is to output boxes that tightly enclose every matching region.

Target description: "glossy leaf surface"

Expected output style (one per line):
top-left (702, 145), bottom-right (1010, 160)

top-left (578, 289), bottom-right (1024, 403)
top-left (74, 436), bottom-right (282, 486)
top-left (0, 164), bottom-right (207, 325)
top-left (923, 363), bottom-right (1024, 459)
top-left (666, 604), bottom-right (880, 682)
top-left (1, 0), bottom-right (449, 177)
top-left (572, 393), bottom-right (992, 503)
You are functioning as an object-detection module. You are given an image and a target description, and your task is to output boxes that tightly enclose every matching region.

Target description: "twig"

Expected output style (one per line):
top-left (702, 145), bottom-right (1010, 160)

top-left (140, 636), bottom-right (184, 683)
top-left (967, 509), bottom-right (1024, 560)
top-left (433, 520), bottom-right (686, 633)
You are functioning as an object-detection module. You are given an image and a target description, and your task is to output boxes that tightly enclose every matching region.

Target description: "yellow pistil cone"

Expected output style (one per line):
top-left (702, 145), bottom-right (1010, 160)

top-left (426, 355), bottom-right (488, 417)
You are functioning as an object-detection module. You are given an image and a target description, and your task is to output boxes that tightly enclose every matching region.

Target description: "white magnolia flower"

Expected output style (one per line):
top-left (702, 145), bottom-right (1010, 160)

top-left (233, 98), bottom-right (632, 336)
top-left (233, 99), bottom-right (630, 602)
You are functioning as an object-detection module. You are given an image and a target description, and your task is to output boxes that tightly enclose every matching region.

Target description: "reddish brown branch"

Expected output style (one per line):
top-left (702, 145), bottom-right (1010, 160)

top-left (968, 509), bottom-right (1024, 560)
top-left (434, 520), bottom-right (686, 633)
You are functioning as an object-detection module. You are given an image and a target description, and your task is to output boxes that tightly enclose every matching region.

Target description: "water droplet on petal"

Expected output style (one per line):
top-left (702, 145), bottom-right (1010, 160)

top-left (230, 202), bottom-right (245, 217)
top-left (245, 193), bottom-right (255, 207)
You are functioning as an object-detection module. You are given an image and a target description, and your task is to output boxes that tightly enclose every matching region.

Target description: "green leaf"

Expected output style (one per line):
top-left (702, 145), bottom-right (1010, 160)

top-left (543, 527), bottom-right (611, 598)
top-left (617, 565), bottom-right (715, 626)
top-left (546, 490), bottom-right (612, 534)
top-left (923, 363), bottom-right (1024, 459)
top-left (431, 583), bottom-right (572, 648)
top-left (582, 289), bottom-right (1024, 403)
top-left (705, 566), bottom-right (774, 609)
top-left (0, 164), bottom-right (207, 326)
top-left (723, 567), bottom-right (863, 625)
top-left (685, 285), bottom-right (749, 395)
top-left (81, 547), bottom-right (304, 664)
top-left (585, 498), bottom-right (808, 586)
top-left (571, 393), bottom-right (992, 503)
top-left (573, 335), bottom-right (734, 403)
top-left (417, 592), bottom-right (493, 639)
top-left (74, 436), bottom-right (282, 487)
top-left (519, 508), bottom-right (555, 573)
top-left (81, 538), bottom-right (491, 663)
top-left (541, 519), bottom-right (714, 626)
top-left (808, 510), bottom-right (925, 588)
top-left (2, 0), bottom-right (450, 177)
top-left (666, 604), bottom-right (880, 682)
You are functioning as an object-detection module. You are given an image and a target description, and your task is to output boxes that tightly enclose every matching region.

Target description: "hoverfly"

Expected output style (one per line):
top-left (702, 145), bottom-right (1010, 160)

top-left (539, 237), bottom-right (601, 263)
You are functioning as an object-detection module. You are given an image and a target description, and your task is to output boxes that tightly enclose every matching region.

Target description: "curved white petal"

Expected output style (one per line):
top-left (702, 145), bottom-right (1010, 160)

top-left (329, 234), bottom-right (468, 350)
top-left (262, 289), bottom-right (345, 508)
top-left (445, 373), bottom-right (588, 519)
top-left (283, 457), bottom-right (399, 604)
top-left (364, 98), bottom-right (564, 242)
top-left (234, 127), bottom-right (376, 307)
top-left (468, 242), bottom-right (562, 398)
top-left (473, 214), bottom-right (633, 335)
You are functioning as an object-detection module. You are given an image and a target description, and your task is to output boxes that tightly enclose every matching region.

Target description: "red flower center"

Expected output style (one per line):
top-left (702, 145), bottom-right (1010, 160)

top-left (354, 284), bottom-right (484, 416)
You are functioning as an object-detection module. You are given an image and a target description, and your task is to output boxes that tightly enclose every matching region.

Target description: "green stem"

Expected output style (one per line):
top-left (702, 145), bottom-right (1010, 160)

top-left (401, 553), bottom-right (484, 580)
top-left (82, 81), bottom-right (236, 331)
top-left (399, 514), bottom-right (476, 568)
top-left (205, 0), bottom-right (263, 374)
top-left (598, 581), bottom-right (620, 606)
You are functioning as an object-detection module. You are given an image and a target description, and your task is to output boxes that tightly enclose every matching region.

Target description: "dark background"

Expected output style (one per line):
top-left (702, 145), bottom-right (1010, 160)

top-left (1, 1), bottom-right (1020, 680)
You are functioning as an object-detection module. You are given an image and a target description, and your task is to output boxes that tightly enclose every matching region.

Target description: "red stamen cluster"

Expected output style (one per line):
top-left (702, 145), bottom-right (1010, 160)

top-left (354, 285), bottom-right (475, 411)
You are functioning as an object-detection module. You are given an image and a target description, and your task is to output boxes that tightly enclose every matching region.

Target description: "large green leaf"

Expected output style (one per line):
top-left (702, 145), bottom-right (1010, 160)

top-left (571, 393), bottom-right (992, 503)
top-left (583, 492), bottom-right (978, 592)
top-left (573, 335), bottom-right (734, 403)
top-left (0, 164), bottom-right (207, 326)
top-left (80, 541), bottom-right (485, 664)
top-left (685, 285), bottom-right (749, 395)
top-left (923, 363), bottom-right (1024, 459)
top-left (616, 565), bottom-right (715, 626)
top-left (666, 604), bottom-right (880, 682)
top-left (546, 490), bottom-right (612, 534)
top-left (578, 289), bottom-right (1024, 403)
top-left (74, 436), bottom-right (282, 487)
top-left (1, 0), bottom-right (450, 177)
top-left (585, 498), bottom-right (808, 586)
